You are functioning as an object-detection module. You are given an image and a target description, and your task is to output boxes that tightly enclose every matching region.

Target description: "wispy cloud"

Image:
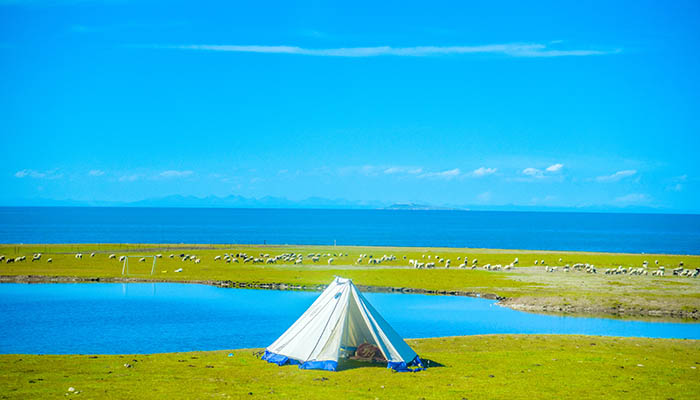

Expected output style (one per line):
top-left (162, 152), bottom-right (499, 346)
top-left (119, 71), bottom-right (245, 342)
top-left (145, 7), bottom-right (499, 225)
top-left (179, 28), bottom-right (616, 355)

top-left (614, 193), bottom-right (650, 204)
top-left (383, 166), bottom-right (423, 175)
top-left (118, 174), bottom-right (141, 182)
top-left (596, 169), bottom-right (637, 182)
top-left (159, 170), bottom-right (194, 178)
top-left (472, 167), bottom-right (497, 177)
top-left (545, 163), bottom-right (563, 173)
top-left (88, 169), bottom-right (105, 177)
top-left (522, 167), bottom-right (544, 178)
top-left (158, 43), bottom-right (619, 58)
top-left (419, 168), bottom-right (461, 180)
top-left (14, 169), bottom-right (62, 179)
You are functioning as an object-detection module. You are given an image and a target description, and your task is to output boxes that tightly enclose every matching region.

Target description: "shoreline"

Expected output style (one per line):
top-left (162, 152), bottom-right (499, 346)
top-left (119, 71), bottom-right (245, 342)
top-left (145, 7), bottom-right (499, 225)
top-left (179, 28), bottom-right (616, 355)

top-left (2, 274), bottom-right (697, 322)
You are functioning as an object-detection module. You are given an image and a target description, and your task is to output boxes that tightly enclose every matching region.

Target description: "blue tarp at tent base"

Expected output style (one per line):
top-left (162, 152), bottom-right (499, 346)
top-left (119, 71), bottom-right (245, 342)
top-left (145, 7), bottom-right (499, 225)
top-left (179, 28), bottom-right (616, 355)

top-left (262, 350), bottom-right (427, 372)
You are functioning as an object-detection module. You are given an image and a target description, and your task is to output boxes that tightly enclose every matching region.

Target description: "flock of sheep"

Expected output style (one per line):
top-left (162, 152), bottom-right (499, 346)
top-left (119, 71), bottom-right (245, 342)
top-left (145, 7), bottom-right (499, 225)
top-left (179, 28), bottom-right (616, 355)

top-left (2, 250), bottom-right (698, 279)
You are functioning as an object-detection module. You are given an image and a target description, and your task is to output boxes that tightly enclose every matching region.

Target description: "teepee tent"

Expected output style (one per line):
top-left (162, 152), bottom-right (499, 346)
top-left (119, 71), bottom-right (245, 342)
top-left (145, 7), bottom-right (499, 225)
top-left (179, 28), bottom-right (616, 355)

top-left (262, 277), bottom-right (425, 372)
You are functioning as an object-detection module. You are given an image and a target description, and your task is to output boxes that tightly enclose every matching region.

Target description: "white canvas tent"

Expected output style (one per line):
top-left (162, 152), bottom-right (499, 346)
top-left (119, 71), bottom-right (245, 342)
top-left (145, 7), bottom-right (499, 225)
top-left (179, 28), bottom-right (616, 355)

top-left (262, 277), bottom-right (425, 372)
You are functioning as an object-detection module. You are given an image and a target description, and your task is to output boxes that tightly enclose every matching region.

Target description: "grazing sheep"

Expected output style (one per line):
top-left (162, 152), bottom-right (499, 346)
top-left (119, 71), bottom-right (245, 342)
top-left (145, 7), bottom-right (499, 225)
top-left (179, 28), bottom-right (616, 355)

top-left (75, 253), bottom-right (83, 259)
top-left (0, 255), bottom-right (4, 262)
top-left (655, 260), bottom-right (659, 265)
top-left (109, 254), bottom-right (116, 259)
top-left (458, 263), bottom-right (466, 269)
top-left (534, 260), bottom-right (538, 265)
top-left (6, 257), bottom-right (14, 264)
top-left (472, 259), bottom-right (478, 265)
top-left (139, 257), bottom-right (146, 262)
top-left (195, 259), bottom-right (201, 264)
top-left (46, 258), bottom-right (53, 263)
top-left (174, 268), bottom-right (183, 273)
top-left (558, 258), bottom-right (562, 263)
top-left (169, 254), bottom-right (175, 258)
top-left (90, 253), bottom-right (95, 257)
top-left (513, 257), bottom-right (519, 265)
top-left (328, 258), bottom-right (334, 265)
top-left (32, 254), bottom-right (41, 261)
top-left (156, 254), bottom-right (162, 258)
top-left (445, 260), bottom-right (451, 269)
top-left (214, 256), bottom-right (221, 261)
top-left (119, 256), bottom-right (126, 262)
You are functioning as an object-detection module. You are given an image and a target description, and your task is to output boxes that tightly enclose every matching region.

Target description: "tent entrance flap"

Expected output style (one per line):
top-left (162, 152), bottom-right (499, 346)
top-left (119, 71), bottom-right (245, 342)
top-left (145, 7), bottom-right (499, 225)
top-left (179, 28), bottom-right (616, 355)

top-left (262, 277), bottom-right (424, 372)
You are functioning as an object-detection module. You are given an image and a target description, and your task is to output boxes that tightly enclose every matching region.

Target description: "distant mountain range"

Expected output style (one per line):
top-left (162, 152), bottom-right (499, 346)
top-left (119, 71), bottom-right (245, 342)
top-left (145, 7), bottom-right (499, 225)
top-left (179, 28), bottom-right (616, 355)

top-left (0, 195), bottom-right (684, 214)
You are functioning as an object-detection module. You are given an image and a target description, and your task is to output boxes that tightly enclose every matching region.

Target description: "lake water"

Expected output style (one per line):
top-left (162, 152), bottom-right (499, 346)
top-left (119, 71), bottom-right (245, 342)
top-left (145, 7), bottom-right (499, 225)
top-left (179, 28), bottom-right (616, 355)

top-left (1, 207), bottom-right (699, 254)
top-left (0, 283), bottom-right (697, 354)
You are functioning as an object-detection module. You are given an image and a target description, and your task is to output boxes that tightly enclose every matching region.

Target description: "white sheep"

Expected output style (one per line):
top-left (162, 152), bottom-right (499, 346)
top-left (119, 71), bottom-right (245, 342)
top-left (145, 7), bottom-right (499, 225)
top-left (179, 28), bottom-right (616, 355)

top-left (119, 256), bottom-right (126, 262)
top-left (109, 254), bottom-right (116, 259)
top-left (47, 258), bottom-right (53, 263)
top-left (139, 257), bottom-right (146, 262)
top-left (328, 258), bottom-right (334, 265)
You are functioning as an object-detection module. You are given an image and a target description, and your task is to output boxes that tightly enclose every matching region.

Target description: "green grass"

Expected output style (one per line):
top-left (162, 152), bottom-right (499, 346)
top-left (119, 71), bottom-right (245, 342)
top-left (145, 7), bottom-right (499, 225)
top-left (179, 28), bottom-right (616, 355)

top-left (1, 243), bottom-right (699, 320)
top-left (1, 335), bottom-right (698, 399)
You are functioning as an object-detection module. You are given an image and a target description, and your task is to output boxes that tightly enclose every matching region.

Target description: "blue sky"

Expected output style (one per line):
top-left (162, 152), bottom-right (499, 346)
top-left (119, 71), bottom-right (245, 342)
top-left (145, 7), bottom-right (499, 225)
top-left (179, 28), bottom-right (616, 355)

top-left (1, 1), bottom-right (698, 212)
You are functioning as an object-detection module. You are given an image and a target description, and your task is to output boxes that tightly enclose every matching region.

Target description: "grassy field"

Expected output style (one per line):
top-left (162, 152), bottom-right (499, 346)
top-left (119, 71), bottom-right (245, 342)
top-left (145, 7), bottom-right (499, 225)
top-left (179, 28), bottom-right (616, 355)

top-left (1, 243), bottom-right (699, 320)
top-left (1, 335), bottom-right (698, 399)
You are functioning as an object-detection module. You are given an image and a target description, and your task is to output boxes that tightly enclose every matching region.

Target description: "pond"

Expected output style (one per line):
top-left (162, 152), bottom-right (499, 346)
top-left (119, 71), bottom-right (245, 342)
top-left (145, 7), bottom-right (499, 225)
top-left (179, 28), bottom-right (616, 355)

top-left (0, 283), bottom-right (698, 354)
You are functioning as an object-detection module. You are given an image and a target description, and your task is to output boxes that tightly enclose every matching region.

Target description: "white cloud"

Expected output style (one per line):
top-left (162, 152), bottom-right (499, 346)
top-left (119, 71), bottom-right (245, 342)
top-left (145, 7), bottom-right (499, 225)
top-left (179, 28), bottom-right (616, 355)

top-left (383, 166), bottom-right (423, 175)
top-left (419, 168), bottom-right (461, 179)
top-left (161, 43), bottom-right (619, 58)
top-left (14, 169), bottom-right (62, 179)
top-left (522, 167), bottom-right (543, 177)
top-left (159, 170), bottom-right (194, 178)
top-left (472, 167), bottom-right (497, 177)
top-left (545, 163), bottom-right (563, 172)
top-left (118, 174), bottom-right (141, 182)
top-left (596, 170), bottom-right (637, 182)
top-left (614, 193), bottom-right (650, 204)
top-left (88, 169), bottom-right (105, 177)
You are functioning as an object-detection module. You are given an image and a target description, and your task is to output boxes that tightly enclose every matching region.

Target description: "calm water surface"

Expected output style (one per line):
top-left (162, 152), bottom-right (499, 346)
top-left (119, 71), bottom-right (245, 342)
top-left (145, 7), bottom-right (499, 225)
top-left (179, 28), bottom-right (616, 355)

top-left (1, 207), bottom-right (699, 254)
top-left (0, 283), bottom-right (697, 354)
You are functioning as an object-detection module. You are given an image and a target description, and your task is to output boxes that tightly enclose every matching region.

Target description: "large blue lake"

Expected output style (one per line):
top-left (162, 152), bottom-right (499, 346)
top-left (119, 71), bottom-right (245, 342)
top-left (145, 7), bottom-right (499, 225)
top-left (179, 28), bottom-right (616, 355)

top-left (1, 207), bottom-right (700, 254)
top-left (0, 283), bottom-right (697, 354)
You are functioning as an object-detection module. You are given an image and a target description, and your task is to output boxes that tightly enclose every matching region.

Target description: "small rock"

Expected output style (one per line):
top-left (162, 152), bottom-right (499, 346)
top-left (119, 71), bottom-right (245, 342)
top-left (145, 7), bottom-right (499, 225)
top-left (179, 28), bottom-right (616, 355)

top-left (489, 374), bottom-right (495, 378)
top-left (123, 363), bottom-right (132, 368)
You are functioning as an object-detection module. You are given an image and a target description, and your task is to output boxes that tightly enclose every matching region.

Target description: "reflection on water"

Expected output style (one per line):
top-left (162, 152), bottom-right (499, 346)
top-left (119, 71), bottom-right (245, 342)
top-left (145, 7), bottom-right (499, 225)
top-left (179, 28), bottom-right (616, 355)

top-left (0, 283), bottom-right (697, 354)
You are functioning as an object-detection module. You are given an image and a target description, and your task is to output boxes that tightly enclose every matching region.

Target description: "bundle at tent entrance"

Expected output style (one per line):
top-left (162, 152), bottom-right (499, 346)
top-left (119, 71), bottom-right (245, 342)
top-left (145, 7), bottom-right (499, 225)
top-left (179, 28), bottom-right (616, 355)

top-left (261, 277), bottom-right (426, 372)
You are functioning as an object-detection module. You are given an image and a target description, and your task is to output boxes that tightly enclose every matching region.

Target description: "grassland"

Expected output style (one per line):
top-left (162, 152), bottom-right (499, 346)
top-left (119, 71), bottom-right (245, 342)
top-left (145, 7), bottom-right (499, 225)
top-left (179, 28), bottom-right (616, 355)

top-left (1, 335), bottom-right (698, 399)
top-left (1, 243), bottom-right (699, 320)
